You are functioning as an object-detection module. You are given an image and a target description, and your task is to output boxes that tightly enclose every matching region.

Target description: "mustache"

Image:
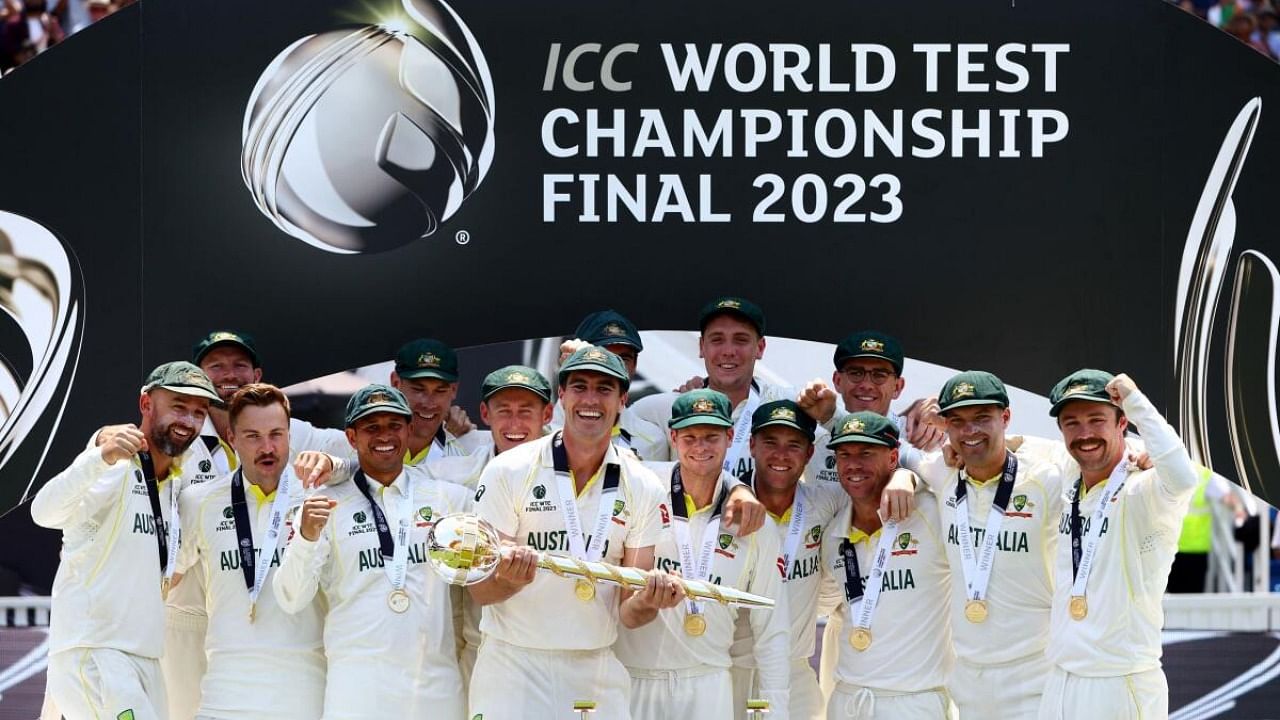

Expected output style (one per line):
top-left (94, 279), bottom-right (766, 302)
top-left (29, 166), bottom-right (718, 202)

top-left (254, 452), bottom-right (278, 464)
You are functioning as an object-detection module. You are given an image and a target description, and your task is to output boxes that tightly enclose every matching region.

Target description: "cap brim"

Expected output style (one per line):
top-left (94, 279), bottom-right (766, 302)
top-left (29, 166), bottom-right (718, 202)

top-left (668, 416), bottom-right (734, 430)
top-left (396, 368), bottom-right (459, 382)
top-left (196, 340), bottom-right (259, 366)
top-left (1049, 395), bottom-right (1117, 417)
top-left (826, 434), bottom-right (895, 450)
top-left (482, 383), bottom-right (551, 403)
top-left (750, 418), bottom-right (815, 440)
top-left (559, 363), bottom-right (630, 388)
top-left (835, 351), bottom-right (903, 371)
top-left (158, 384), bottom-right (225, 407)
top-left (699, 308), bottom-right (763, 334)
top-left (594, 337), bottom-right (643, 351)
top-left (346, 404), bottom-right (412, 426)
top-left (939, 398), bottom-right (1007, 413)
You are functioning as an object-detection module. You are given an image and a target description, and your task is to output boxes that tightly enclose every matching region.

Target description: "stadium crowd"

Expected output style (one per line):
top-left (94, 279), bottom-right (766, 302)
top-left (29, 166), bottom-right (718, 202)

top-left (0, 0), bottom-right (130, 73)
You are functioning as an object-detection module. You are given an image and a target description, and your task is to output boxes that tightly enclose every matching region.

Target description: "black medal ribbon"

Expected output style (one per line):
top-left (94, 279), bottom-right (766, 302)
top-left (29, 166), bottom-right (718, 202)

top-left (550, 430), bottom-right (622, 500)
top-left (1070, 477), bottom-right (1084, 580)
top-left (138, 451), bottom-right (168, 573)
top-left (840, 538), bottom-right (864, 604)
top-left (352, 471), bottom-right (395, 558)
top-left (433, 424), bottom-right (448, 453)
top-left (229, 469), bottom-right (257, 592)
top-left (669, 465), bottom-right (728, 521)
top-left (954, 451), bottom-right (1019, 519)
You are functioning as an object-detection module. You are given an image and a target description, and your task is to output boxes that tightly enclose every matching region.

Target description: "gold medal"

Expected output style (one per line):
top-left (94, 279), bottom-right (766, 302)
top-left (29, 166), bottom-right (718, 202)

top-left (1069, 595), bottom-right (1087, 621)
top-left (388, 589), bottom-right (411, 613)
top-left (574, 578), bottom-right (596, 601)
top-left (248, 602), bottom-right (257, 623)
top-left (161, 576), bottom-right (171, 600)
top-left (683, 613), bottom-right (707, 637)
top-left (849, 627), bottom-right (872, 651)
top-left (964, 599), bottom-right (989, 624)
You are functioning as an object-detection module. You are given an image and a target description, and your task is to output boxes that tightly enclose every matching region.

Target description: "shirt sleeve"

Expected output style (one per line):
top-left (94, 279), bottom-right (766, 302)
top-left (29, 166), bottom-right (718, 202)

top-left (30, 446), bottom-right (126, 529)
top-left (272, 514), bottom-right (333, 614)
top-left (623, 464), bottom-right (663, 549)
top-left (289, 418), bottom-right (357, 467)
top-left (1122, 389), bottom-right (1198, 502)
top-left (474, 459), bottom-right (520, 540)
top-left (746, 529), bottom-right (791, 720)
top-left (175, 488), bottom-right (207, 575)
top-left (453, 429), bottom-right (491, 456)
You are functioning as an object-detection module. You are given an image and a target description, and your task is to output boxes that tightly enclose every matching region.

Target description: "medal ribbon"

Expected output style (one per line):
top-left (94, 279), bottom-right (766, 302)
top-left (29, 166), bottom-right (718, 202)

top-left (722, 384), bottom-right (760, 477)
top-left (138, 452), bottom-right (180, 583)
top-left (670, 466), bottom-right (728, 616)
top-left (551, 431), bottom-right (622, 562)
top-left (777, 487), bottom-right (807, 585)
top-left (229, 467), bottom-right (294, 606)
top-left (353, 470), bottom-right (415, 591)
top-left (954, 451), bottom-right (1017, 603)
top-left (841, 518), bottom-right (900, 633)
top-left (1069, 460), bottom-right (1129, 598)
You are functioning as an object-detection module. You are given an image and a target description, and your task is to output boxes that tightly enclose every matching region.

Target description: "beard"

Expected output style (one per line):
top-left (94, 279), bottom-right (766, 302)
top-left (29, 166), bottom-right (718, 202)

top-left (149, 420), bottom-right (197, 457)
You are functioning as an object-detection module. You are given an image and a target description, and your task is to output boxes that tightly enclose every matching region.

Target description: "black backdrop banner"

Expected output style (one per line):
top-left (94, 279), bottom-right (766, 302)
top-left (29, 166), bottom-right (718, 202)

top-left (2, 0), bottom-right (1279, 586)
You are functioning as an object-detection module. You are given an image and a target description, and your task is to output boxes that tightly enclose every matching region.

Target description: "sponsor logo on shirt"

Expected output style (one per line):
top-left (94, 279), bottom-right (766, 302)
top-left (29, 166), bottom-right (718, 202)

top-left (416, 506), bottom-right (434, 528)
top-left (1006, 494), bottom-right (1035, 518)
top-left (804, 524), bottom-right (823, 550)
top-left (349, 510), bottom-right (376, 536)
top-left (659, 502), bottom-right (670, 526)
top-left (525, 485), bottom-right (556, 513)
top-left (714, 532), bottom-right (737, 559)
top-left (890, 532), bottom-right (919, 556)
top-left (216, 505), bottom-right (236, 533)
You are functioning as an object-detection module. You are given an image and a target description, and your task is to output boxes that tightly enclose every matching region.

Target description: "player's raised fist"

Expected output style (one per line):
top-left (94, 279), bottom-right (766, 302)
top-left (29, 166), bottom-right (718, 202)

top-left (299, 495), bottom-right (338, 541)
top-left (100, 425), bottom-right (148, 466)
top-left (1105, 374), bottom-right (1138, 404)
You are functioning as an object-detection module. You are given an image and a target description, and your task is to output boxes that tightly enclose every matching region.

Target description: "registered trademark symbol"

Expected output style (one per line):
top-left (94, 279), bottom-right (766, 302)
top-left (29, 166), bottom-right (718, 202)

top-left (455, 230), bottom-right (471, 245)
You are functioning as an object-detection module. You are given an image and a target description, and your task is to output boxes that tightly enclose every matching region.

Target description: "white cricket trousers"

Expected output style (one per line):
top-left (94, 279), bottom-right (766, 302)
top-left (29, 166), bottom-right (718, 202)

top-left (826, 682), bottom-right (951, 720)
top-left (1037, 666), bottom-right (1168, 720)
top-left (469, 637), bottom-right (632, 719)
top-left (629, 665), bottom-right (733, 720)
top-left (731, 658), bottom-right (824, 720)
top-left (160, 609), bottom-right (206, 720)
top-left (949, 651), bottom-right (1050, 720)
top-left (47, 648), bottom-right (167, 720)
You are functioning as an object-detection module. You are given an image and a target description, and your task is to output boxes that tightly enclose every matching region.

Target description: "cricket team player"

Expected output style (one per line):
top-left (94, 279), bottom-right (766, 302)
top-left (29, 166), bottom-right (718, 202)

top-left (821, 411), bottom-right (954, 718)
top-left (730, 400), bottom-right (847, 720)
top-left (467, 346), bottom-right (680, 719)
top-left (33, 362), bottom-right (222, 720)
top-left (161, 331), bottom-right (353, 719)
top-left (556, 309), bottom-right (669, 461)
top-left (617, 389), bottom-right (791, 720)
top-left (390, 337), bottom-right (489, 462)
top-left (1038, 370), bottom-right (1198, 719)
top-left (897, 371), bottom-right (1065, 718)
top-left (631, 297), bottom-right (795, 475)
top-left (173, 383), bottom-right (337, 720)
top-left (274, 384), bottom-right (473, 719)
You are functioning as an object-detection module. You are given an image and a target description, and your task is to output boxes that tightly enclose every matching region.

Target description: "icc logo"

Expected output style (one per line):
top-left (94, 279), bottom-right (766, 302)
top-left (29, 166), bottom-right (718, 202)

top-left (241, 0), bottom-right (496, 253)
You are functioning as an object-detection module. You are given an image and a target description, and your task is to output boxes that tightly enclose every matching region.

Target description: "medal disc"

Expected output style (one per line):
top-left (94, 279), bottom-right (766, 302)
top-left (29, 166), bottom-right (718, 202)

top-left (161, 577), bottom-right (171, 600)
top-left (574, 578), bottom-right (596, 601)
top-left (964, 599), bottom-right (989, 623)
top-left (683, 613), bottom-right (707, 636)
top-left (388, 589), bottom-right (411, 613)
top-left (849, 627), bottom-right (872, 651)
top-left (1069, 595), bottom-right (1087, 621)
